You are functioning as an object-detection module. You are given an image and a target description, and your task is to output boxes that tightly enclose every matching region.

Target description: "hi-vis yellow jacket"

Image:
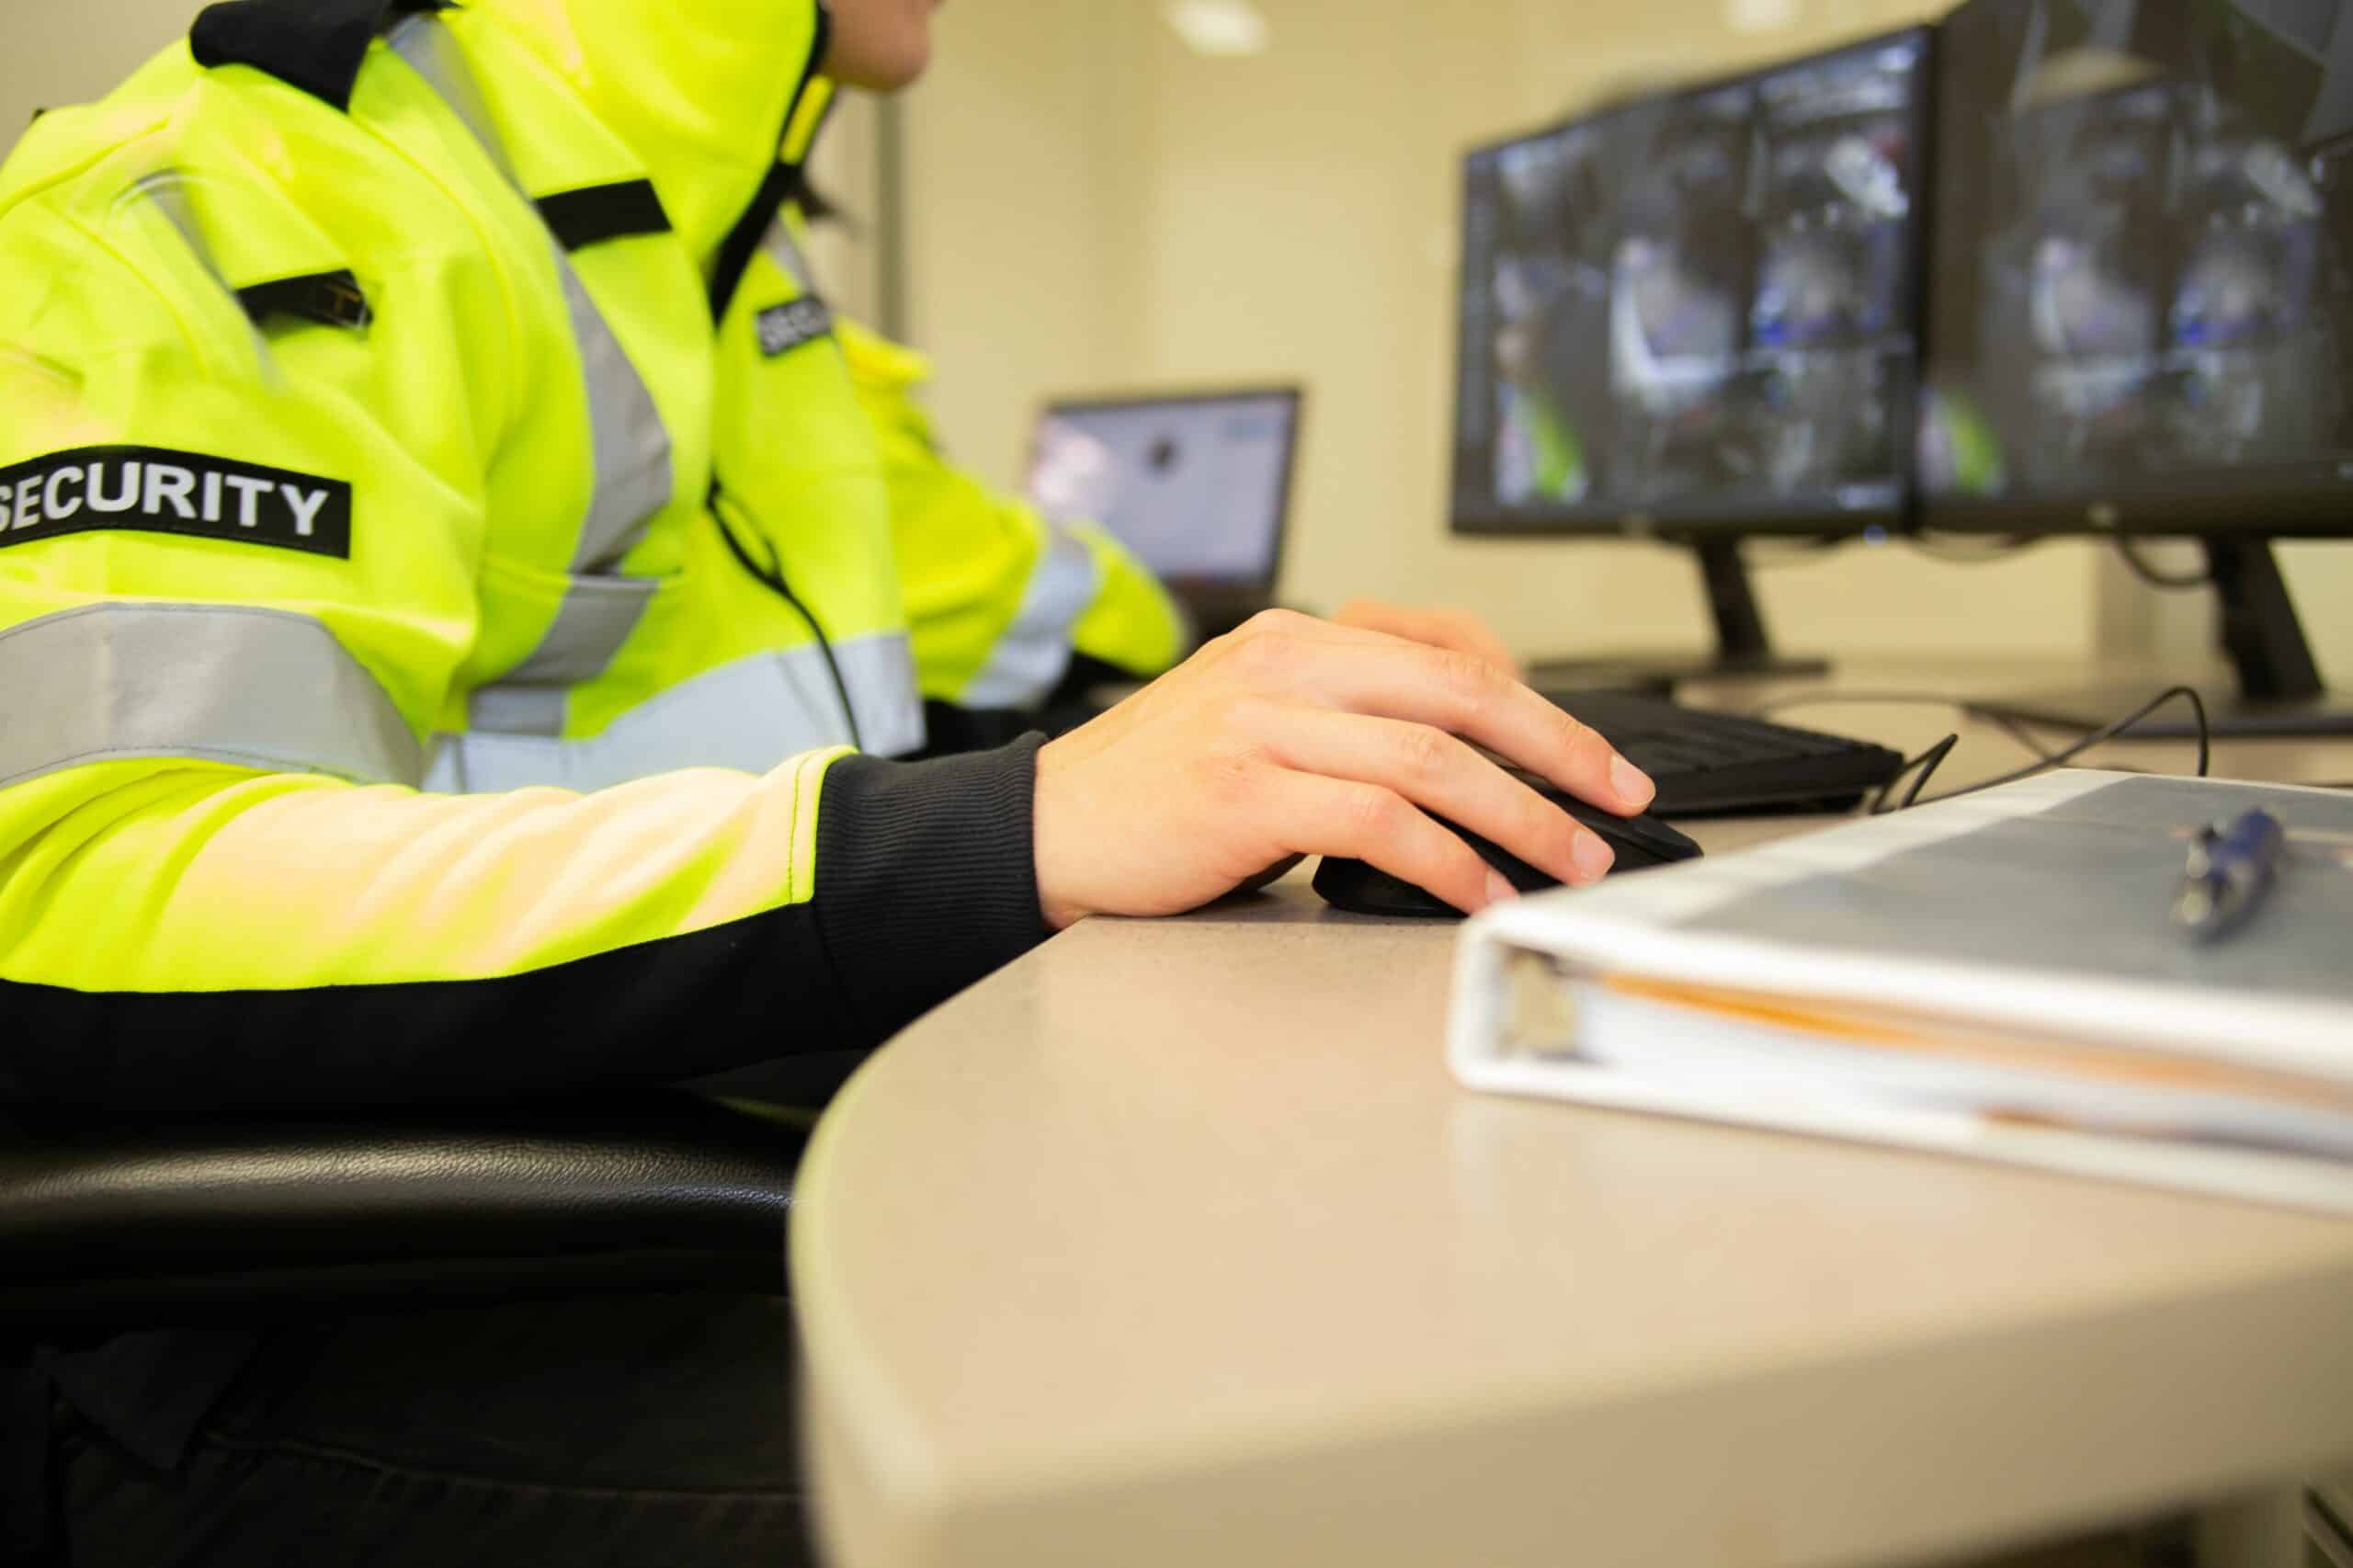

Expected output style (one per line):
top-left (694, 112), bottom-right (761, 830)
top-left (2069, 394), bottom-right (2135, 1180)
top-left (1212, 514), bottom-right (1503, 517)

top-left (0, 0), bottom-right (1180, 1109)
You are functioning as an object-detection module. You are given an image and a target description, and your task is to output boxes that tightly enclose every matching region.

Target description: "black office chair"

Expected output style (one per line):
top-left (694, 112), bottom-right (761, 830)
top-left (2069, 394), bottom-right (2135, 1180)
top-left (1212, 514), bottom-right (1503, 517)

top-left (0, 1092), bottom-right (807, 1331)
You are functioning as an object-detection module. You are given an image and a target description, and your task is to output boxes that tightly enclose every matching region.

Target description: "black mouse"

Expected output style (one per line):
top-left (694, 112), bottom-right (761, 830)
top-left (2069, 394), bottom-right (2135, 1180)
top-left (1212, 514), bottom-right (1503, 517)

top-left (1312, 762), bottom-right (1701, 917)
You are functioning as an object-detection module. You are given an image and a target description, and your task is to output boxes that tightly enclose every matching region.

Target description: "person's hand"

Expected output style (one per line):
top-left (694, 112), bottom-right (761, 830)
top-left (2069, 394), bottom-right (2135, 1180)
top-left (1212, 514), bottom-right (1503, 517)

top-left (1032, 610), bottom-right (1654, 928)
top-left (1333, 597), bottom-right (1521, 679)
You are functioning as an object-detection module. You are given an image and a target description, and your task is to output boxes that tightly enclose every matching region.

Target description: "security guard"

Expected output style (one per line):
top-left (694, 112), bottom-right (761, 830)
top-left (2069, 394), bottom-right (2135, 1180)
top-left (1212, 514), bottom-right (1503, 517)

top-left (0, 0), bottom-right (1183, 1102)
top-left (0, 0), bottom-right (1650, 1558)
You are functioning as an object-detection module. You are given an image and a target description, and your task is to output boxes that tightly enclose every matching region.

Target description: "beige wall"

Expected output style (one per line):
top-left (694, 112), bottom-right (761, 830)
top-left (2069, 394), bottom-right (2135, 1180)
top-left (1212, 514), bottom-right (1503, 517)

top-left (901, 0), bottom-right (1156, 487)
top-left (904, 0), bottom-right (2351, 676)
top-left (2280, 545), bottom-right (2353, 679)
top-left (801, 94), bottom-right (890, 330)
top-left (1, 0), bottom-right (199, 144)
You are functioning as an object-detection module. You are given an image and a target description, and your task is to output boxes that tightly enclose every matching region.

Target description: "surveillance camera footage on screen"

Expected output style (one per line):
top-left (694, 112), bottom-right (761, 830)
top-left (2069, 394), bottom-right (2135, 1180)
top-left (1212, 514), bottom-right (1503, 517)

top-left (1919, 0), bottom-right (2353, 515)
top-left (1451, 32), bottom-right (1929, 533)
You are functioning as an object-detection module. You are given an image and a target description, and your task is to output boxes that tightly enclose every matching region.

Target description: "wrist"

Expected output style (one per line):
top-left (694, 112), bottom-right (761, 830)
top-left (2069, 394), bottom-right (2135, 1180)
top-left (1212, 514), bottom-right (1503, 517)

top-left (815, 737), bottom-right (1053, 1034)
top-left (1032, 734), bottom-right (1087, 931)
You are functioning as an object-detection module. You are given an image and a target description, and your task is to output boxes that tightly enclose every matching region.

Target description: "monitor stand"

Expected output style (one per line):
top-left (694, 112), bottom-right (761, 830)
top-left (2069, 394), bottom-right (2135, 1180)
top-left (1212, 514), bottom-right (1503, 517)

top-left (1973, 537), bottom-right (2353, 740)
top-left (1527, 538), bottom-right (1828, 697)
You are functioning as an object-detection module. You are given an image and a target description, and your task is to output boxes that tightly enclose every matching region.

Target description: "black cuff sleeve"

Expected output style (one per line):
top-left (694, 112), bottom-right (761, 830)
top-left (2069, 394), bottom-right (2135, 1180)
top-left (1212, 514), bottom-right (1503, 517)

top-left (812, 735), bottom-right (1053, 1040)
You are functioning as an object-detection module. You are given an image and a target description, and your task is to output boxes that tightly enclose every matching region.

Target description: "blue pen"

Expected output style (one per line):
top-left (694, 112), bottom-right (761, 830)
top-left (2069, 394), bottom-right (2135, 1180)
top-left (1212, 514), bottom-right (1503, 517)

top-left (2171, 808), bottom-right (2287, 945)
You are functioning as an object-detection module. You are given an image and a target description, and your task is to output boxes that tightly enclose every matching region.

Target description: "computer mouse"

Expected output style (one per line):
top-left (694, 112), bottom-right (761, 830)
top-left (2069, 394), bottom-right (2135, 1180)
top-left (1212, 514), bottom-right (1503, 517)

top-left (1312, 762), bottom-right (1701, 917)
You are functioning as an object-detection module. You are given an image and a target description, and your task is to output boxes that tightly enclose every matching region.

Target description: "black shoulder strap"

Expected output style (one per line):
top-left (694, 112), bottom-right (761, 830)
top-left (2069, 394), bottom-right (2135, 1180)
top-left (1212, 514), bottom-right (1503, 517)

top-left (190, 0), bottom-right (451, 113)
top-left (237, 269), bottom-right (373, 331)
top-left (707, 3), bottom-right (831, 322)
top-left (538, 181), bottom-right (673, 252)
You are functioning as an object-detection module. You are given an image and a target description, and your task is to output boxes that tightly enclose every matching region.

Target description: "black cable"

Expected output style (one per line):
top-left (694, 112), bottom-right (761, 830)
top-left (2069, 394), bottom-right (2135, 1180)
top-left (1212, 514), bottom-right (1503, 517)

top-left (1904, 685), bottom-right (2211, 810)
top-left (1744, 687), bottom-right (2211, 809)
top-left (1870, 732), bottom-right (1960, 815)
top-left (709, 480), bottom-right (866, 752)
top-left (1897, 733), bottom-right (1961, 811)
top-left (2112, 534), bottom-right (2211, 590)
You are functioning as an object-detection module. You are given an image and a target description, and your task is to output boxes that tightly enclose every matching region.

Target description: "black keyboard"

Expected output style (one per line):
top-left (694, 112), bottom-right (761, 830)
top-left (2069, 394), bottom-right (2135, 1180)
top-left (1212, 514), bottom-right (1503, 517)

top-left (1543, 689), bottom-right (1905, 817)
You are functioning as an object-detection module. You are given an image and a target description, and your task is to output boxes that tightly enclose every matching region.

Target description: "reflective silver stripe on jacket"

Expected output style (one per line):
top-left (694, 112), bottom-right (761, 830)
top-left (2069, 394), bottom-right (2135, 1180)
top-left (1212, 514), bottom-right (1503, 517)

top-left (422, 631), bottom-right (925, 794)
top-left (0, 603), bottom-right (422, 790)
top-left (389, 15), bottom-right (674, 737)
top-left (836, 631), bottom-right (927, 758)
top-left (491, 573), bottom-right (659, 699)
top-left (960, 525), bottom-right (1102, 710)
top-left (760, 214), bottom-right (816, 295)
top-left (127, 172), bottom-right (276, 370)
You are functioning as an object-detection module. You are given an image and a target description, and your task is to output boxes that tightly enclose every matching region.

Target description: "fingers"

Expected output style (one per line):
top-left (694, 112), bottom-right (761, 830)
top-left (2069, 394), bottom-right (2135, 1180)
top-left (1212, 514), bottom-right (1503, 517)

top-left (1032, 608), bottom-right (1652, 928)
top-left (1250, 707), bottom-right (1612, 888)
top-left (1256, 769), bottom-right (1506, 915)
top-left (1223, 620), bottom-right (1654, 815)
top-left (1334, 598), bottom-right (1521, 677)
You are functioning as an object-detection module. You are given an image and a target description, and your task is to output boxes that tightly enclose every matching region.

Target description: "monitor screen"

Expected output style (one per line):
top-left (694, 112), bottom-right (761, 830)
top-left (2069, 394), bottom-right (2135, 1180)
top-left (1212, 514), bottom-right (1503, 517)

top-left (1450, 30), bottom-right (1931, 536)
top-left (1920, 0), bottom-right (2353, 531)
top-left (1025, 391), bottom-right (1301, 587)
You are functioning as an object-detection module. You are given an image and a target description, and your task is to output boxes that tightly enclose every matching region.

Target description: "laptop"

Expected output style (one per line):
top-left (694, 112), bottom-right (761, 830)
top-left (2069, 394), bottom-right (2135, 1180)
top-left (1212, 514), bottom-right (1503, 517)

top-left (1023, 386), bottom-right (1303, 642)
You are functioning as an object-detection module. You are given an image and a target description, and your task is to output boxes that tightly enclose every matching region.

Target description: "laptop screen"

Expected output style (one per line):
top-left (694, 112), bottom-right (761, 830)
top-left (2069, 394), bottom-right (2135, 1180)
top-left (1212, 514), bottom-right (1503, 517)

top-left (1024, 390), bottom-right (1301, 589)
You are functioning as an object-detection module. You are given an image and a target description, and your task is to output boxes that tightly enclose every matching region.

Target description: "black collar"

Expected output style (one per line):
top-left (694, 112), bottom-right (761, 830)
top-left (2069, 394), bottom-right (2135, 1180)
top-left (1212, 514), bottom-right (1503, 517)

top-left (190, 0), bottom-right (453, 113)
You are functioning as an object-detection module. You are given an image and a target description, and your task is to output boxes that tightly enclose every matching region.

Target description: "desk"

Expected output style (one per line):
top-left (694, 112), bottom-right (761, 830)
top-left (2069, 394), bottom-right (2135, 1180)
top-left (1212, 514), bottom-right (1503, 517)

top-left (792, 665), bottom-right (2353, 1568)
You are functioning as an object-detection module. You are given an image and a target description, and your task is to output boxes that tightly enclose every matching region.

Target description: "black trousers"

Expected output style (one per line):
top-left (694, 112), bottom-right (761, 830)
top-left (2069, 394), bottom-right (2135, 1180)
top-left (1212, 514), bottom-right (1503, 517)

top-left (35, 1294), bottom-right (813, 1568)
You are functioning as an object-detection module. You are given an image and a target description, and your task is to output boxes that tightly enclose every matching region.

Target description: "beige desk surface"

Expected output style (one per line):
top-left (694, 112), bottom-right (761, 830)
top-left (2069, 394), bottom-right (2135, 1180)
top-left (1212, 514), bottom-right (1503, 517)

top-left (792, 664), bottom-right (2353, 1568)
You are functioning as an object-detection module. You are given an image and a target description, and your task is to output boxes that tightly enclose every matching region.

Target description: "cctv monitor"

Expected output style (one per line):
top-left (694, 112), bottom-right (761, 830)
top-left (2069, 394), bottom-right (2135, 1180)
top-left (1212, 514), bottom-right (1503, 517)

top-left (1450, 29), bottom-right (1933, 687)
top-left (1920, 0), bottom-right (2353, 735)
